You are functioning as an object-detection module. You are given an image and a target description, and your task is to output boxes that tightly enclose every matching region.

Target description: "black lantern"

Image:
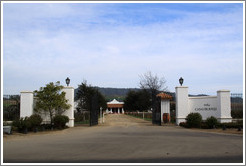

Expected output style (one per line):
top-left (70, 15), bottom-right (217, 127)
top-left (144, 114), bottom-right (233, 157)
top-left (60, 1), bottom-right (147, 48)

top-left (65, 77), bottom-right (70, 86)
top-left (179, 77), bottom-right (184, 86)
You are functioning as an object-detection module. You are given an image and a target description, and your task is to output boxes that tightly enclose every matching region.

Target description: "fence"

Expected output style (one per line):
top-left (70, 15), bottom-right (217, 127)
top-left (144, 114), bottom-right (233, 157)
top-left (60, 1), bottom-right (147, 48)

top-left (125, 112), bottom-right (152, 120)
top-left (3, 95), bottom-right (20, 121)
top-left (231, 93), bottom-right (243, 119)
top-left (74, 111), bottom-right (90, 125)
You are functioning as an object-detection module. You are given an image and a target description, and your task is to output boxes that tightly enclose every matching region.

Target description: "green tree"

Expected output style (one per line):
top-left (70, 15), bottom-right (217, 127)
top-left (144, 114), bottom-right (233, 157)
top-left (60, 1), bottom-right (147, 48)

top-left (124, 90), bottom-right (151, 112)
top-left (75, 81), bottom-right (107, 112)
top-left (34, 82), bottom-right (71, 125)
top-left (124, 91), bottom-right (138, 112)
top-left (3, 95), bottom-right (20, 121)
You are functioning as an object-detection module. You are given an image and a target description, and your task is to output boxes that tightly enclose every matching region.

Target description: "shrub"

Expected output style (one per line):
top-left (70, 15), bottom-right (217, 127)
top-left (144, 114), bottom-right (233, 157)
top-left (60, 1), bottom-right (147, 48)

top-left (28, 114), bottom-right (43, 131)
top-left (206, 116), bottom-right (218, 129)
top-left (217, 121), bottom-right (243, 129)
top-left (12, 117), bottom-right (31, 133)
top-left (179, 122), bottom-right (188, 128)
top-left (200, 122), bottom-right (209, 129)
top-left (53, 115), bottom-right (69, 129)
top-left (231, 110), bottom-right (243, 119)
top-left (40, 124), bottom-right (53, 130)
top-left (185, 113), bottom-right (202, 128)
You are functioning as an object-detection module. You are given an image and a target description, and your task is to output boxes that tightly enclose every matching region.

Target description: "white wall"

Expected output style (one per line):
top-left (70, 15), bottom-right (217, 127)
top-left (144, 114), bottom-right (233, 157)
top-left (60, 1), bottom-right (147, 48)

top-left (189, 96), bottom-right (218, 120)
top-left (175, 86), bottom-right (232, 125)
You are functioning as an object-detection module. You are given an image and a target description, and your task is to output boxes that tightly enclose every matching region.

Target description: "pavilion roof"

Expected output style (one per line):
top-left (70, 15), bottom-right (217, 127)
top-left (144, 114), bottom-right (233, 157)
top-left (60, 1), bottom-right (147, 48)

top-left (107, 99), bottom-right (124, 105)
top-left (107, 99), bottom-right (124, 108)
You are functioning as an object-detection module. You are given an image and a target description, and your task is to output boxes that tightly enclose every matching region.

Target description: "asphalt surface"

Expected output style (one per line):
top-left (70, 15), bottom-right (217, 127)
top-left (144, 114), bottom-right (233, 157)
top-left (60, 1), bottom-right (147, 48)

top-left (3, 114), bottom-right (243, 163)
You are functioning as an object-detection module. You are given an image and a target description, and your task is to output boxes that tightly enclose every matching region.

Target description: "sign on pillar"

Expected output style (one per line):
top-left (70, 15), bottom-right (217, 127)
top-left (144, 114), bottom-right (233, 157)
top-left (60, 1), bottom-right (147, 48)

top-left (62, 87), bottom-right (75, 127)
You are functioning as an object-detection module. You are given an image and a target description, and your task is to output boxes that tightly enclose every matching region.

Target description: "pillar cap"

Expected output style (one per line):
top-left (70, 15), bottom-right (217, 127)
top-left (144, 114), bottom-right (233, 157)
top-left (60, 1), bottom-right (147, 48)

top-left (63, 86), bottom-right (74, 89)
top-left (20, 91), bottom-right (33, 93)
top-left (217, 90), bottom-right (230, 93)
top-left (175, 86), bottom-right (188, 89)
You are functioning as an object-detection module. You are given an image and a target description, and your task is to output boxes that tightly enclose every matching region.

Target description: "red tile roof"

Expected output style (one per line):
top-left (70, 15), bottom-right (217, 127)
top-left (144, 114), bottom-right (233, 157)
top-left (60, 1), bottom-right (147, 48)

top-left (156, 92), bottom-right (172, 100)
top-left (107, 104), bottom-right (124, 108)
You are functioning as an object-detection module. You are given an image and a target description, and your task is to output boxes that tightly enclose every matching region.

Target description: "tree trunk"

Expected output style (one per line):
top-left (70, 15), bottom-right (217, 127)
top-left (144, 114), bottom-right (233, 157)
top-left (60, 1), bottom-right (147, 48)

top-left (49, 110), bottom-right (53, 125)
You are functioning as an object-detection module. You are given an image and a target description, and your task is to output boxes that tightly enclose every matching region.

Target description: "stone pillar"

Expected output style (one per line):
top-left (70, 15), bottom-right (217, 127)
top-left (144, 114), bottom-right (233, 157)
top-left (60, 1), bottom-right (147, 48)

top-left (62, 87), bottom-right (74, 127)
top-left (217, 90), bottom-right (232, 123)
top-left (20, 91), bottom-right (34, 118)
top-left (122, 108), bottom-right (124, 114)
top-left (118, 108), bottom-right (120, 114)
top-left (175, 86), bottom-right (189, 125)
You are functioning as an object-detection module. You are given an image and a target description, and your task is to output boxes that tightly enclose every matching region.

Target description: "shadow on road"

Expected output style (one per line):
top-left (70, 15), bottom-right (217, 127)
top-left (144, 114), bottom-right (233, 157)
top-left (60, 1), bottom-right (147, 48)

top-left (4, 155), bottom-right (243, 163)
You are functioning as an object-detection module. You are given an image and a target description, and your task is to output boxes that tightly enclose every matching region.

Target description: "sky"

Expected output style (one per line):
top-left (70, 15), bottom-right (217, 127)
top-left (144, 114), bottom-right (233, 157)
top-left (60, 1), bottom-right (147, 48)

top-left (2, 2), bottom-right (244, 95)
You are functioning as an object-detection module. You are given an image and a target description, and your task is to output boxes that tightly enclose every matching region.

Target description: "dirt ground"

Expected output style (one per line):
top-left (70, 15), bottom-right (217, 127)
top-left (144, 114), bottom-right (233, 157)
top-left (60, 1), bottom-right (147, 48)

top-left (3, 114), bottom-right (244, 163)
top-left (4, 114), bottom-right (243, 139)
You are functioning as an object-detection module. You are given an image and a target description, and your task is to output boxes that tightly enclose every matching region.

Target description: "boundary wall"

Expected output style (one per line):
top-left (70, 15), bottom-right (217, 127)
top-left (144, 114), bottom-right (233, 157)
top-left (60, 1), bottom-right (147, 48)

top-left (20, 87), bottom-right (74, 127)
top-left (175, 86), bottom-right (232, 125)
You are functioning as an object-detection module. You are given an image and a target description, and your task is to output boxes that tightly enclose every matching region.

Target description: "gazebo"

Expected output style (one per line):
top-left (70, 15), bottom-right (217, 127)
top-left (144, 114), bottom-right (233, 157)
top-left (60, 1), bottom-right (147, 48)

top-left (106, 99), bottom-right (124, 114)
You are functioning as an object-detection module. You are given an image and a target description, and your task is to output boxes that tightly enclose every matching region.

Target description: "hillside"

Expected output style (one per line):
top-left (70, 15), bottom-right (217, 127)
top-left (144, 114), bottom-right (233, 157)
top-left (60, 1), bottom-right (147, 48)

top-left (74, 87), bottom-right (141, 102)
top-left (74, 87), bottom-right (225, 102)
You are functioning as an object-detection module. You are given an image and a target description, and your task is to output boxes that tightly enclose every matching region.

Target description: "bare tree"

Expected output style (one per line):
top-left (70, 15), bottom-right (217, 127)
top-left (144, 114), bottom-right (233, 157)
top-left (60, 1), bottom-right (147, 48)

top-left (139, 71), bottom-right (168, 96)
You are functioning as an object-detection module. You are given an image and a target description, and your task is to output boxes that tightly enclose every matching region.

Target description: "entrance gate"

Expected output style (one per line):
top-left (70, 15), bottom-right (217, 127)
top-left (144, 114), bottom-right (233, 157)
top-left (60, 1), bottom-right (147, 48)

top-left (152, 95), bottom-right (161, 125)
top-left (90, 93), bottom-right (99, 126)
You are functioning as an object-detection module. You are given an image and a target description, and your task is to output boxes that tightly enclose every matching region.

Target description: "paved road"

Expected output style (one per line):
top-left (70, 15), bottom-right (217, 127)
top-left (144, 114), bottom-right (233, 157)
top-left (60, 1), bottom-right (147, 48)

top-left (3, 114), bottom-right (243, 163)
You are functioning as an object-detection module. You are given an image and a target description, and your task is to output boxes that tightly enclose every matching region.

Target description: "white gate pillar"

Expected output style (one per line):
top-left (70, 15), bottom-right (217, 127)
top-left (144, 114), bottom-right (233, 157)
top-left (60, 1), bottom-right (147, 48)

top-left (217, 90), bottom-right (232, 123)
top-left (20, 91), bottom-right (34, 118)
top-left (175, 86), bottom-right (189, 125)
top-left (161, 100), bottom-right (170, 122)
top-left (62, 87), bottom-right (74, 127)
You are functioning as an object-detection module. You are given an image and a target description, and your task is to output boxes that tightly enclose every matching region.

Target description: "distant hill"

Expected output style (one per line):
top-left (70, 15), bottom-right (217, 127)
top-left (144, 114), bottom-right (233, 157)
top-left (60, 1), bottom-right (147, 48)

top-left (98, 87), bottom-right (141, 102)
top-left (74, 87), bottom-right (176, 102)
top-left (74, 87), bottom-right (141, 102)
top-left (75, 87), bottom-right (239, 102)
top-left (98, 87), bottom-right (140, 97)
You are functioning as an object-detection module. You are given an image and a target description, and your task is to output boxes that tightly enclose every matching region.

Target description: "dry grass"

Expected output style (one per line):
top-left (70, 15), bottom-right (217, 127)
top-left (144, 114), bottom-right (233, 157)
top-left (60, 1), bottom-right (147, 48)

top-left (190, 128), bottom-right (243, 135)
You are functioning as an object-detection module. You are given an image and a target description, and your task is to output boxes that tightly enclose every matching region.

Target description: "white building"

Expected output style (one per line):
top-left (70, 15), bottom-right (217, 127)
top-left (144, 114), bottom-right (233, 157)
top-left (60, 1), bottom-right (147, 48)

top-left (106, 99), bottom-right (124, 114)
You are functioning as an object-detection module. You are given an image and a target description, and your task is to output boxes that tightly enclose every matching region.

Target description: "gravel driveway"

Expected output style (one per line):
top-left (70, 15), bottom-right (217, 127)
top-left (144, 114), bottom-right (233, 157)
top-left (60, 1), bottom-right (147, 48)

top-left (3, 114), bottom-right (243, 163)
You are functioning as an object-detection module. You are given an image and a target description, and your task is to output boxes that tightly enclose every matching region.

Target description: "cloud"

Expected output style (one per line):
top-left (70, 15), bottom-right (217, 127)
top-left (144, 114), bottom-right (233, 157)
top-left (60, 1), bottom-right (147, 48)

top-left (3, 3), bottom-right (243, 94)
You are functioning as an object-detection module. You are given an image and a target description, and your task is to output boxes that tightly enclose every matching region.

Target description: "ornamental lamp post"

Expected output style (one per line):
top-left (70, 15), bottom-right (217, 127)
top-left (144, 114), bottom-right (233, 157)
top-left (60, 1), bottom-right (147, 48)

top-left (65, 77), bottom-right (70, 87)
top-left (179, 77), bottom-right (184, 86)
